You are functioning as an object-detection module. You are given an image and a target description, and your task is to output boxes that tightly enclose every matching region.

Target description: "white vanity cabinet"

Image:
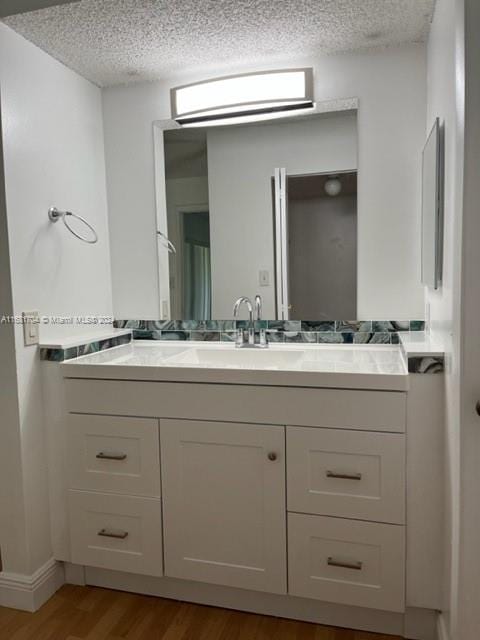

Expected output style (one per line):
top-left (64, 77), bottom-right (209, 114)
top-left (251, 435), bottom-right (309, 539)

top-left (57, 372), bottom-right (416, 628)
top-left (160, 419), bottom-right (287, 593)
top-left (42, 340), bottom-right (446, 639)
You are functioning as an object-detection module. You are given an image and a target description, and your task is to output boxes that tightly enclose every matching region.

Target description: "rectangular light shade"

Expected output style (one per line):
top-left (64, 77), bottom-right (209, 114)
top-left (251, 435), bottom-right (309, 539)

top-left (171, 69), bottom-right (314, 125)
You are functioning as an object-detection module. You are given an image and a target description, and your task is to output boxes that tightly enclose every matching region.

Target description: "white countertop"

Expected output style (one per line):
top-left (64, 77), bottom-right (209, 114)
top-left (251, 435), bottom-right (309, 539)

top-left (398, 331), bottom-right (445, 358)
top-left (39, 328), bottom-right (132, 349)
top-left (61, 341), bottom-right (409, 391)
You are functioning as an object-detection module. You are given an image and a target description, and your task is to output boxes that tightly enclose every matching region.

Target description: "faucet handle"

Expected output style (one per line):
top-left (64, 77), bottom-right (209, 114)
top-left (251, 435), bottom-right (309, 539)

top-left (235, 327), bottom-right (244, 348)
top-left (258, 328), bottom-right (268, 348)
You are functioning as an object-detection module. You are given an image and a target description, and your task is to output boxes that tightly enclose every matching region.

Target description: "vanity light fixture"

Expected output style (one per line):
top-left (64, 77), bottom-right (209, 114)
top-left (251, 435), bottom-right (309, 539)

top-left (171, 68), bottom-right (315, 127)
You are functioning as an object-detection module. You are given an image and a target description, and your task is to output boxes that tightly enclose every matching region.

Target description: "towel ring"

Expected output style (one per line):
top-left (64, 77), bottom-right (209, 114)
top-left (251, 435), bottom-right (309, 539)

top-left (48, 207), bottom-right (98, 244)
top-left (157, 230), bottom-right (177, 254)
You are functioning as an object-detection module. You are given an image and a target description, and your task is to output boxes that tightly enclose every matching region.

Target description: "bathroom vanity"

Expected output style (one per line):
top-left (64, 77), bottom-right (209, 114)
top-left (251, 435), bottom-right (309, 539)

top-left (42, 341), bottom-right (444, 639)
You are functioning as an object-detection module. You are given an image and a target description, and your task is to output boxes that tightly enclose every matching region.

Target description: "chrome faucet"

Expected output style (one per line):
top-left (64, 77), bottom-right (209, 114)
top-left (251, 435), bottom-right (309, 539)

top-left (232, 295), bottom-right (268, 348)
top-left (233, 296), bottom-right (255, 347)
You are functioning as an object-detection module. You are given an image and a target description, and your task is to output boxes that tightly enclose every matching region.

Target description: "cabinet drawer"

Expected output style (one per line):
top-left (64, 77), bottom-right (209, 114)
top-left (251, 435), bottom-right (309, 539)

top-left (288, 513), bottom-right (405, 612)
top-left (69, 490), bottom-right (163, 576)
top-left (65, 379), bottom-right (406, 433)
top-left (287, 427), bottom-right (405, 524)
top-left (67, 415), bottom-right (160, 497)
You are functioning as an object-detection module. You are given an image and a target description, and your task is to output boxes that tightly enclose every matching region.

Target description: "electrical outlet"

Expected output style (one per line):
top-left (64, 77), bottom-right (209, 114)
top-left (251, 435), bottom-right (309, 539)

top-left (259, 270), bottom-right (269, 286)
top-left (22, 310), bottom-right (40, 346)
top-left (160, 299), bottom-right (169, 320)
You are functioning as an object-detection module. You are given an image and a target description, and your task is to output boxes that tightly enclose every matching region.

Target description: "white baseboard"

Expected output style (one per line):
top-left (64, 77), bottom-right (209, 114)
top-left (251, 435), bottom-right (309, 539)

top-left (86, 565), bottom-right (407, 636)
top-left (64, 562), bottom-right (85, 586)
top-left (404, 608), bottom-right (437, 640)
top-left (437, 614), bottom-right (451, 640)
top-left (0, 558), bottom-right (64, 612)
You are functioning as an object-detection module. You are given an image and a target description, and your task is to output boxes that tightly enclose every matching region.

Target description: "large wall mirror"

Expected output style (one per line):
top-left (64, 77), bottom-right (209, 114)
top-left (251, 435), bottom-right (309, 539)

top-left (154, 102), bottom-right (358, 320)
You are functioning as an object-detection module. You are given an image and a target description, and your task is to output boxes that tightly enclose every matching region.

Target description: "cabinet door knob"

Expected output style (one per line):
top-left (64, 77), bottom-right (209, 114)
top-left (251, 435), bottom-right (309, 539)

top-left (476, 401), bottom-right (480, 417)
top-left (267, 452), bottom-right (277, 461)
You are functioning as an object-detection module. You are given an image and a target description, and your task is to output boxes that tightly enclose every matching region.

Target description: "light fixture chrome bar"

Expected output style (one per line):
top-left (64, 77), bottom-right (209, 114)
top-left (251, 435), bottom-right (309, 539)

top-left (176, 101), bottom-right (313, 126)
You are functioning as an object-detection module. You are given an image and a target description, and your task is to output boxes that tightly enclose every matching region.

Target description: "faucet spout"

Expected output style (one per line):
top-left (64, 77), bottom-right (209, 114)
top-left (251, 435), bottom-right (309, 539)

top-left (233, 296), bottom-right (253, 321)
top-left (232, 296), bottom-right (255, 347)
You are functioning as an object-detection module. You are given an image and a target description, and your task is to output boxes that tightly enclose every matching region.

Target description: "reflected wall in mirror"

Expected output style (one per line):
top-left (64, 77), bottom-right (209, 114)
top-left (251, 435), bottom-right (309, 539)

top-left (155, 106), bottom-right (358, 320)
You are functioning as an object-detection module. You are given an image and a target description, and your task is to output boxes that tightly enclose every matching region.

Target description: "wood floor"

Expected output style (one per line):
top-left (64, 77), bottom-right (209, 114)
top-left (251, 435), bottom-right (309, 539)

top-left (0, 585), bottom-right (402, 640)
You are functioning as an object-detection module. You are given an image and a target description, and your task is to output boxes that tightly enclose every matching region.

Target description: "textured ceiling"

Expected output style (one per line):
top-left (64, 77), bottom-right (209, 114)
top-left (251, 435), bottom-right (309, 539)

top-left (3, 0), bottom-right (435, 87)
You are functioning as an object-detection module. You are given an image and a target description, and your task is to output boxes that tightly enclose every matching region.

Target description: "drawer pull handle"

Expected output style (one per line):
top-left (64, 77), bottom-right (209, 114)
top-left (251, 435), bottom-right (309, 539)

top-left (326, 470), bottom-right (362, 481)
top-left (267, 452), bottom-right (278, 461)
top-left (328, 557), bottom-right (363, 571)
top-left (97, 528), bottom-right (128, 540)
top-left (96, 452), bottom-right (127, 461)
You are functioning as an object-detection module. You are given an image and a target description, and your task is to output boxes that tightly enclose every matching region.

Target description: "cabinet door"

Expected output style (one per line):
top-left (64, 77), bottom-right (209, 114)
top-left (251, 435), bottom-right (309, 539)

top-left (161, 419), bottom-right (286, 593)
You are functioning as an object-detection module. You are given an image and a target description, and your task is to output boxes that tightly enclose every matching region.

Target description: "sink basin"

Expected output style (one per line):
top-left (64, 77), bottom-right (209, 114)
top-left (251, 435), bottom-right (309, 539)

top-left (163, 346), bottom-right (305, 369)
top-left (62, 341), bottom-right (409, 391)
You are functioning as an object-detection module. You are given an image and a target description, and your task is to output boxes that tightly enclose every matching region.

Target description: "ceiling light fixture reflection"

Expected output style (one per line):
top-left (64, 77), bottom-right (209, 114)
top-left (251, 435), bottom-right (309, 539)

top-left (171, 69), bottom-right (315, 127)
top-left (324, 176), bottom-right (342, 196)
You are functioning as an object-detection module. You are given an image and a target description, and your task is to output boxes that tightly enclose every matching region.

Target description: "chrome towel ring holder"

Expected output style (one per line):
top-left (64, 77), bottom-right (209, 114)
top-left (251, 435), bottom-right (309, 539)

top-left (48, 207), bottom-right (98, 244)
top-left (157, 230), bottom-right (177, 254)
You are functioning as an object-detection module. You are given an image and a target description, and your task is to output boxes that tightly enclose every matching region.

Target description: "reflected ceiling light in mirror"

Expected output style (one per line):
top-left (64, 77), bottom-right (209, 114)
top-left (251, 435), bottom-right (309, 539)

top-left (324, 175), bottom-right (342, 196)
top-left (171, 69), bottom-right (314, 127)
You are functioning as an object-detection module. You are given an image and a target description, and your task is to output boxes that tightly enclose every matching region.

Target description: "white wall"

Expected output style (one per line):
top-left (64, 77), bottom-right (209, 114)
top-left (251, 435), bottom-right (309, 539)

top-left (0, 23), bottom-right (112, 576)
top-left (425, 0), bottom-right (465, 637)
top-left (207, 113), bottom-right (356, 318)
top-left (0, 103), bottom-right (28, 575)
top-left (103, 44), bottom-right (426, 320)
